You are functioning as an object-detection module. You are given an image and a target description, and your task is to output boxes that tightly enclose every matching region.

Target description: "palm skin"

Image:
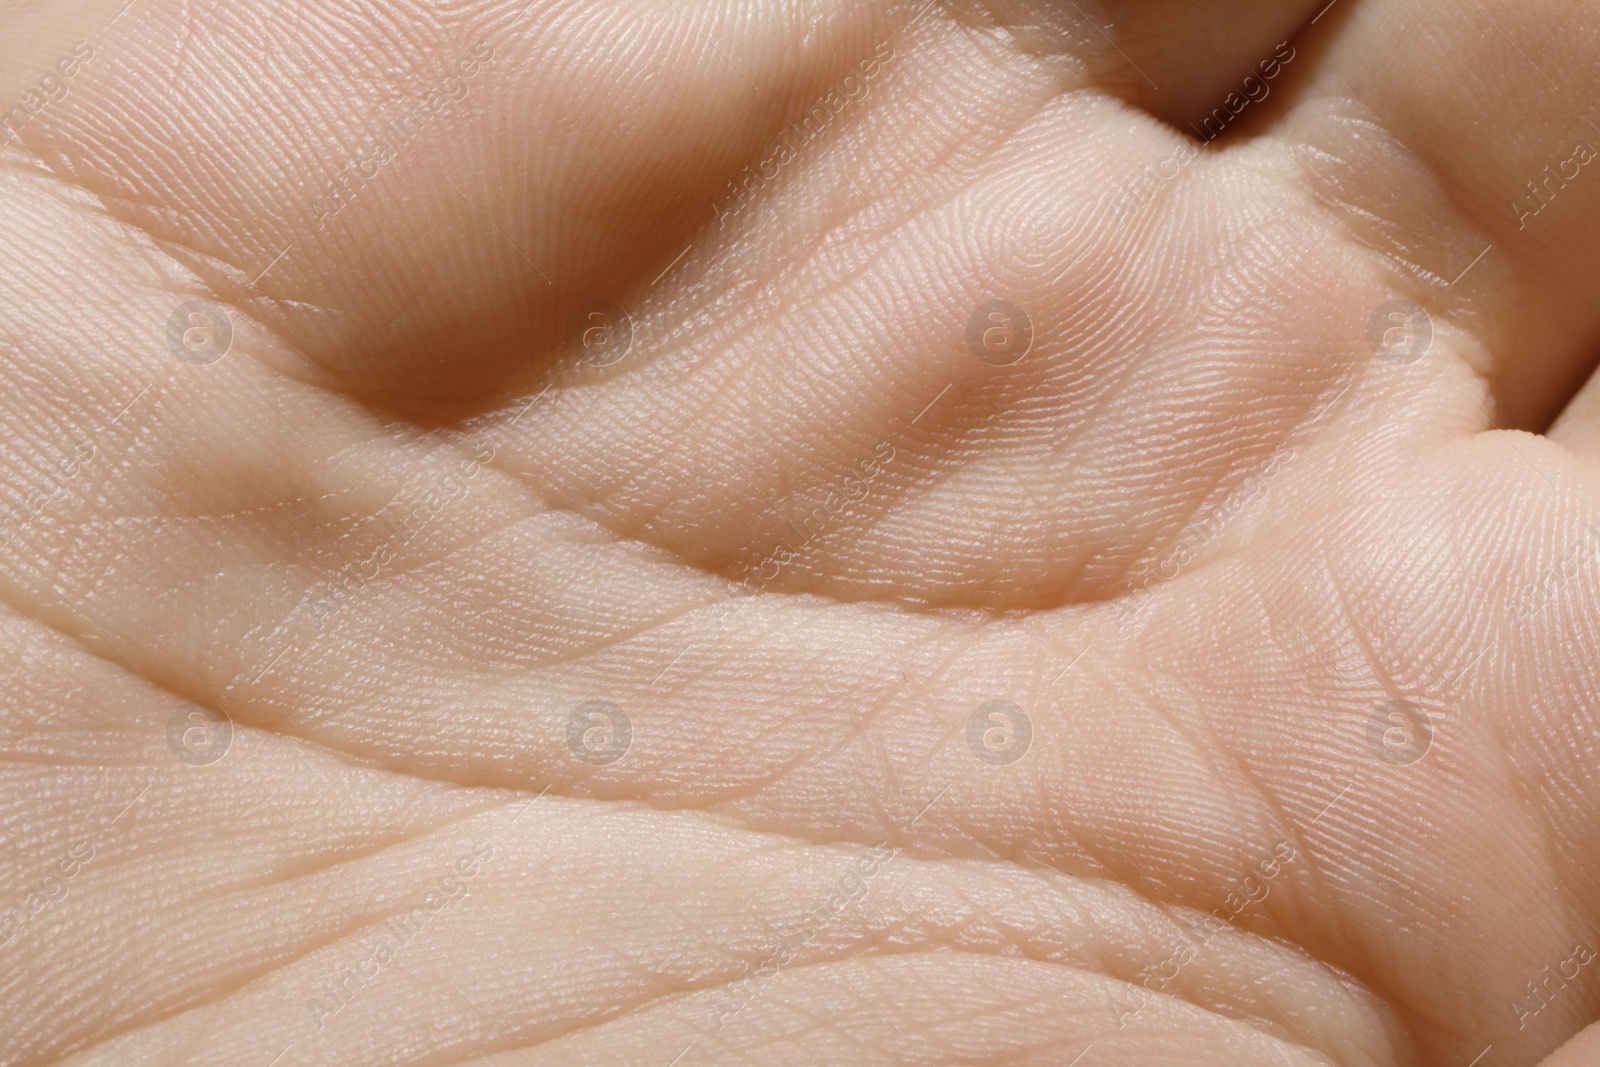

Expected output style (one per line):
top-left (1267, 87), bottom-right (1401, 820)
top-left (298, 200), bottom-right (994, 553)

top-left (4, 0), bottom-right (1600, 1064)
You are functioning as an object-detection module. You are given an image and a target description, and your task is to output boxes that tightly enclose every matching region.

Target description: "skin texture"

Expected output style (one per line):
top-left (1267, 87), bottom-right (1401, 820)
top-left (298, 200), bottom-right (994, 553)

top-left (4, 0), bottom-right (1600, 1063)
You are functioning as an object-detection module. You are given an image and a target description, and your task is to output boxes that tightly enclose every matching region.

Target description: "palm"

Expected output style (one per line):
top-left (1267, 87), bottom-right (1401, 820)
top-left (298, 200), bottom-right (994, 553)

top-left (4, 0), bottom-right (1600, 1064)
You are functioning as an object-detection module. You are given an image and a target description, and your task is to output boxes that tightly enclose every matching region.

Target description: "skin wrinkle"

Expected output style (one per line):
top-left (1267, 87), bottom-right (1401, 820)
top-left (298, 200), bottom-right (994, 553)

top-left (252, 510), bottom-right (744, 734)
top-left (25, 166), bottom-right (275, 322)
top-left (74, 815), bottom-right (1339, 1066)
top-left (438, 943), bottom-right (1343, 1067)
top-left (1117, 413), bottom-right (1296, 594)
top-left (9, 0), bottom-right (1600, 1062)
top-left (707, 809), bottom-right (1196, 1004)
top-left (1443, 469), bottom-right (1600, 899)
top-left (62, 799), bottom-right (518, 1062)
top-left (1318, 546), bottom-right (1415, 702)
top-left (1306, 545), bottom-right (1552, 1055)
top-left (743, 603), bottom-right (984, 787)
top-left (341, 584), bottom-right (737, 738)
top-left (1123, 659), bottom-right (1316, 910)
top-left (313, 585), bottom-right (893, 806)
top-left (656, 28), bottom-right (1070, 408)
top-left (15, 659), bottom-right (1388, 1067)
top-left (0, 419), bottom-right (1395, 1036)
top-left (1042, 372), bottom-right (1172, 592)
top-left (838, 271), bottom-right (1209, 601)
top-left (642, 604), bottom-right (892, 803)
top-left (0, 560), bottom-right (429, 788)
top-left (751, 75), bottom-right (1065, 313)
top-left (1282, 95), bottom-right (1507, 397)
top-left (944, 0), bottom-right (1099, 88)
top-left (0, 10), bottom-right (1382, 617)
top-left (609, 167), bottom-right (1013, 543)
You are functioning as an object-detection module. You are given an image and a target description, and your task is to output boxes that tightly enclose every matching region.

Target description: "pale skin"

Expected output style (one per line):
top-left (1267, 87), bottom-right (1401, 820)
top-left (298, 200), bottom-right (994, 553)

top-left (4, 0), bottom-right (1600, 1064)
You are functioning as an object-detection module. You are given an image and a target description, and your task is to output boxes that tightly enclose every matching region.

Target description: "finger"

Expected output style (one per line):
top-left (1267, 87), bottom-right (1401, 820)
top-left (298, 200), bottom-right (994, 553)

top-left (1096, 0), bottom-right (1322, 131)
top-left (1548, 373), bottom-right (1600, 461)
top-left (1539, 1020), bottom-right (1600, 1067)
top-left (1282, 0), bottom-right (1600, 430)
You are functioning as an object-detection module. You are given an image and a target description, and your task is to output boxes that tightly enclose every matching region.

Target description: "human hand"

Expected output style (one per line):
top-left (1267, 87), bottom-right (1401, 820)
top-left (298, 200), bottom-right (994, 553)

top-left (4, 1), bottom-right (1600, 1064)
